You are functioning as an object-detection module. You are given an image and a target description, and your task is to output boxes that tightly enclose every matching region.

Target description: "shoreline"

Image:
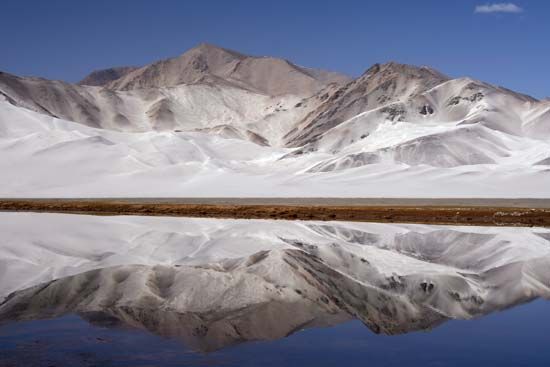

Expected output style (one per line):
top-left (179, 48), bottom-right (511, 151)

top-left (1, 199), bottom-right (550, 227)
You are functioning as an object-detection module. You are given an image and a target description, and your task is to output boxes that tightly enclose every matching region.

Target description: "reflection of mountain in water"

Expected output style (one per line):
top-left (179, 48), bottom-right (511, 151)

top-left (0, 214), bottom-right (549, 351)
top-left (78, 302), bottom-right (350, 353)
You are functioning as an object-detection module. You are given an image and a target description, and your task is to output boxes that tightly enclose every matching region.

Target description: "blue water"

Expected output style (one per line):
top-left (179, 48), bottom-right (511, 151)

top-left (0, 300), bottom-right (549, 366)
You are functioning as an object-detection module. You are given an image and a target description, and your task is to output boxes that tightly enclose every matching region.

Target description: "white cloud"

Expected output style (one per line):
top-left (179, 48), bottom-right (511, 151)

top-left (474, 3), bottom-right (524, 14)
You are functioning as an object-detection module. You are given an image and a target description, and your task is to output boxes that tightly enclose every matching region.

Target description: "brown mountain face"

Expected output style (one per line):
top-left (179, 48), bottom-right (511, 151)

top-left (105, 43), bottom-right (351, 95)
top-left (78, 66), bottom-right (138, 87)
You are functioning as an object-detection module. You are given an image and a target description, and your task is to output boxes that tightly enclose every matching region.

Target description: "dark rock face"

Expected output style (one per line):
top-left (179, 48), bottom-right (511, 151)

top-left (447, 92), bottom-right (484, 107)
top-left (382, 104), bottom-right (406, 121)
top-left (419, 105), bottom-right (434, 115)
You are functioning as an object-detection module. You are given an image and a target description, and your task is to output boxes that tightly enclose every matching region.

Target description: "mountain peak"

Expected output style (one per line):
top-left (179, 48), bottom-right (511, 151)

top-left (186, 42), bottom-right (247, 59)
top-left (354, 61), bottom-right (450, 98)
top-left (102, 44), bottom-right (349, 95)
top-left (284, 62), bottom-right (451, 147)
top-left (194, 42), bottom-right (219, 50)
top-left (363, 61), bottom-right (448, 81)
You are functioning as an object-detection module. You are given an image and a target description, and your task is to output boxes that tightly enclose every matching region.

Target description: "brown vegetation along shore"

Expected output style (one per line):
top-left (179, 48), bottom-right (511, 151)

top-left (1, 199), bottom-right (550, 227)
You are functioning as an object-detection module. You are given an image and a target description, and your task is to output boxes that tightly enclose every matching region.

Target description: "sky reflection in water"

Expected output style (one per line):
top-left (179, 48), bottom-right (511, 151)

top-left (0, 300), bottom-right (548, 367)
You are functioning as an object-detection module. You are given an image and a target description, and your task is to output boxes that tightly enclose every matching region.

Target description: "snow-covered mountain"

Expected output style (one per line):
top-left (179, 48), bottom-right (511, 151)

top-left (0, 44), bottom-right (549, 197)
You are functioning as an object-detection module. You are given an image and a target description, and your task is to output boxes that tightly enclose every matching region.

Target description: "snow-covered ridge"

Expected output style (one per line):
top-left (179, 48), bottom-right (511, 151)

top-left (0, 71), bottom-right (309, 146)
top-left (1, 99), bottom-right (549, 197)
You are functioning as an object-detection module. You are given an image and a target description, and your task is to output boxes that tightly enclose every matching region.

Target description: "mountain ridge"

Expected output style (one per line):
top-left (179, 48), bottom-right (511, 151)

top-left (1, 44), bottom-right (549, 198)
top-left (103, 43), bottom-right (352, 95)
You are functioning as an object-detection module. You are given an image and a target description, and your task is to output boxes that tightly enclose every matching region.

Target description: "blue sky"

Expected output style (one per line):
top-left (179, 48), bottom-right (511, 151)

top-left (2, 0), bottom-right (548, 98)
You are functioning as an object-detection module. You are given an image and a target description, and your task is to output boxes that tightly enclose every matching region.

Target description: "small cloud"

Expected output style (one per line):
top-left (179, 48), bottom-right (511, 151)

top-left (474, 3), bottom-right (524, 14)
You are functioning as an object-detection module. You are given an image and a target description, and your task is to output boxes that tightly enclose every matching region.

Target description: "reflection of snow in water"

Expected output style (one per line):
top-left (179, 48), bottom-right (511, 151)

top-left (0, 213), bottom-right (549, 351)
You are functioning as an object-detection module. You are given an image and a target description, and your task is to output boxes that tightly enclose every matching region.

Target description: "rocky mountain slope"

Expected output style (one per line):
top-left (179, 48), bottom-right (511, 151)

top-left (0, 44), bottom-right (549, 197)
top-left (106, 43), bottom-right (351, 95)
top-left (0, 44), bottom-right (349, 145)
top-left (283, 62), bottom-right (450, 147)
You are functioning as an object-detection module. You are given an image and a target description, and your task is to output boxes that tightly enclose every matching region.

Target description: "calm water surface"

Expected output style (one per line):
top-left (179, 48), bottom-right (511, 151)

top-left (1, 213), bottom-right (549, 366)
top-left (0, 300), bottom-right (548, 367)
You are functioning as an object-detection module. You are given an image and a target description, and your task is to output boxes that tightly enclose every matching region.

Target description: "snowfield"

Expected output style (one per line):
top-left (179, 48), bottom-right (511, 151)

top-left (0, 100), bottom-right (549, 197)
